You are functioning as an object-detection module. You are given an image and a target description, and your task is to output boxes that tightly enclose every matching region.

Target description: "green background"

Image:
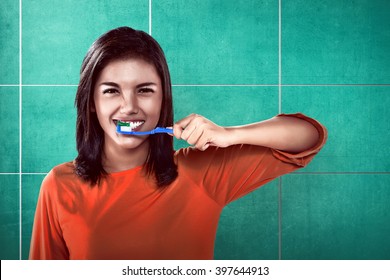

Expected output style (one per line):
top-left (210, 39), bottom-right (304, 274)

top-left (1, 0), bottom-right (389, 260)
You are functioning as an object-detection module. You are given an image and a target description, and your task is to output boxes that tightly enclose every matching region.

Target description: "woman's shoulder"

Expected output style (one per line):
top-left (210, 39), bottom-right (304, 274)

top-left (174, 146), bottom-right (218, 161)
top-left (174, 146), bottom-right (216, 170)
top-left (38, 162), bottom-right (87, 210)
top-left (50, 161), bottom-right (78, 179)
top-left (174, 144), bottom-right (268, 166)
top-left (42, 161), bottom-right (80, 190)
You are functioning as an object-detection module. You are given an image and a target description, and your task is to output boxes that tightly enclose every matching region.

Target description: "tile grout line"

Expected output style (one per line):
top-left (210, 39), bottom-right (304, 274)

top-left (1, 84), bottom-right (390, 87)
top-left (278, 0), bottom-right (282, 115)
top-left (174, 84), bottom-right (279, 87)
top-left (278, 177), bottom-right (283, 260)
top-left (0, 173), bottom-right (49, 175)
top-left (20, 84), bottom-right (79, 87)
top-left (280, 84), bottom-right (390, 87)
top-left (149, 0), bottom-right (152, 36)
top-left (2, 171), bottom-right (390, 175)
top-left (278, 0), bottom-right (283, 260)
top-left (19, 0), bottom-right (23, 260)
top-left (2, 172), bottom-right (389, 175)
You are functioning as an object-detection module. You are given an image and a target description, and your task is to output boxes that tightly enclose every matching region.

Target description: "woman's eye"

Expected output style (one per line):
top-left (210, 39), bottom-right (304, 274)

top-left (138, 88), bottom-right (154, 94)
top-left (103, 88), bottom-right (119, 95)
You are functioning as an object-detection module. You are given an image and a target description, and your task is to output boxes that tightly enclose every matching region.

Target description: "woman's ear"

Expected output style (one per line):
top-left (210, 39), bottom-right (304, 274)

top-left (90, 103), bottom-right (96, 112)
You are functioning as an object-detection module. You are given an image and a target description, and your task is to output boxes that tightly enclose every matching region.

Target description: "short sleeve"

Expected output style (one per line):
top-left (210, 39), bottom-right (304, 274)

top-left (29, 170), bottom-right (69, 260)
top-left (176, 113), bottom-right (327, 206)
top-left (271, 113), bottom-right (328, 166)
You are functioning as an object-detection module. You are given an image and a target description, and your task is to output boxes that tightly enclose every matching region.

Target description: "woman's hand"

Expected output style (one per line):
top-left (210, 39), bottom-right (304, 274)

top-left (173, 114), bottom-right (232, 151)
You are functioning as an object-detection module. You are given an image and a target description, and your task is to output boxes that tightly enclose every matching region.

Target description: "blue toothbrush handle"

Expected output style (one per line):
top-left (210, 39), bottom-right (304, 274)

top-left (152, 127), bottom-right (173, 134)
top-left (116, 125), bottom-right (173, 135)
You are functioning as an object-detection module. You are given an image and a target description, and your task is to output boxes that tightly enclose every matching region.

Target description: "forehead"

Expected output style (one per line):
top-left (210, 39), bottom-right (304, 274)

top-left (96, 58), bottom-right (161, 85)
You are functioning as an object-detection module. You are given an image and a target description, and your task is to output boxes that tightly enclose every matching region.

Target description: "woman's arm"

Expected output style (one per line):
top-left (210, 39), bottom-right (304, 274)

top-left (173, 113), bottom-right (320, 153)
top-left (29, 171), bottom-right (69, 259)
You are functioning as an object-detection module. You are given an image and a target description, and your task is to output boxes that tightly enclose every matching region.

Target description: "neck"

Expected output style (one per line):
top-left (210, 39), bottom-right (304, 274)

top-left (102, 139), bottom-right (149, 173)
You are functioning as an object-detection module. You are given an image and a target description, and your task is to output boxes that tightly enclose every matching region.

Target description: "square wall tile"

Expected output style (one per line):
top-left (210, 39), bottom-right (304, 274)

top-left (0, 86), bottom-right (19, 173)
top-left (282, 174), bottom-right (390, 260)
top-left (215, 181), bottom-right (279, 259)
top-left (282, 0), bottom-right (390, 84)
top-left (154, 0), bottom-right (279, 85)
top-left (173, 86), bottom-right (279, 150)
top-left (0, 0), bottom-right (19, 84)
top-left (22, 86), bottom-right (77, 173)
top-left (22, 174), bottom-right (46, 260)
top-left (22, 0), bottom-right (149, 85)
top-left (0, 175), bottom-right (19, 260)
top-left (282, 86), bottom-right (390, 172)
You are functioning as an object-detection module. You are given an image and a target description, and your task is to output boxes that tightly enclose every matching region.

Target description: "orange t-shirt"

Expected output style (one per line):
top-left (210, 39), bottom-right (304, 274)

top-left (29, 113), bottom-right (327, 260)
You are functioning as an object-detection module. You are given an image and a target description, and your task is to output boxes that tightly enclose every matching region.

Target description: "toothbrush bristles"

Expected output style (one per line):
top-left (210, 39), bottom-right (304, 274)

top-left (119, 126), bottom-right (132, 132)
top-left (117, 121), bottom-right (130, 127)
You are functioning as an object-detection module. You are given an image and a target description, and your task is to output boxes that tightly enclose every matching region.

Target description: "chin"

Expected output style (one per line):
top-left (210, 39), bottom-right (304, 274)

top-left (117, 136), bottom-right (149, 149)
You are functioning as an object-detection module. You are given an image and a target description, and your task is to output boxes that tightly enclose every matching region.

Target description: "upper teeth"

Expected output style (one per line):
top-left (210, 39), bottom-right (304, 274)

top-left (119, 121), bottom-right (144, 131)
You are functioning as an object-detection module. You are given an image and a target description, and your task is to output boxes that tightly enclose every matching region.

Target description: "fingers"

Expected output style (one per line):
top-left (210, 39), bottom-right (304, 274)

top-left (173, 114), bottom-right (197, 136)
top-left (173, 114), bottom-right (213, 151)
top-left (180, 119), bottom-right (199, 141)
top-left (173, 113), bottom-right (198, 140)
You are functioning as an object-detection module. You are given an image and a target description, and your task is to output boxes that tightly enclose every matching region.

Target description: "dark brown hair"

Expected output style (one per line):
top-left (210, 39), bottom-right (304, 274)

top-left (74, 27), bottom-right (177, 187)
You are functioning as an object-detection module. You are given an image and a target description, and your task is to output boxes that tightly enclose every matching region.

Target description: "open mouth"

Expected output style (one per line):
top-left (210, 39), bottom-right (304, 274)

top-left (114, 119), bottom-right (145, 132)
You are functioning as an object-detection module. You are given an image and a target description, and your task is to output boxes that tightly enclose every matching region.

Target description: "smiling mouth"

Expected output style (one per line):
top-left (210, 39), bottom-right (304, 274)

top-left (114, 120), bottom-right (145, 132)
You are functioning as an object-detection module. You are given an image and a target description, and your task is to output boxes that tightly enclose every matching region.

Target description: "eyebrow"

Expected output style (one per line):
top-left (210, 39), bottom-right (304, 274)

top-left (99, 82), bottom-right (119, 87)
top-left (136, 82), bottom-right (158, 88)
top-left (99, 82), bottom-right (158, 88)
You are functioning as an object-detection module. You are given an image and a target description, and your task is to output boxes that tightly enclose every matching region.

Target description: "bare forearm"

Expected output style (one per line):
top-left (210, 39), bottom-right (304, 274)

top-left (174, 114), bottom-right (321, 152)
top-left (226, 115), bottom-right (320, 153)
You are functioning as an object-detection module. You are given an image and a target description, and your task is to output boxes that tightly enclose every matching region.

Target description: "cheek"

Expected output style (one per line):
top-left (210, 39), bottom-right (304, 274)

top-left (151, 99), bottom-right (163, 121)
top-left (94, 99), bottom-right (116, 124)
top-left (142, 96), bottom-right (163, 120)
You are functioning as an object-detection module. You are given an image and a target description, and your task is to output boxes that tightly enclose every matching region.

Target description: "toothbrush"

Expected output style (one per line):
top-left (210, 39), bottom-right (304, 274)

top-left (116, 121), bottom-right (173, 135)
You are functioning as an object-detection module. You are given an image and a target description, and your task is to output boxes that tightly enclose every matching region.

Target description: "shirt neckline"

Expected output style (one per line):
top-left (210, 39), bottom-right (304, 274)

top-left (107, 165), bottom-right (143, 177)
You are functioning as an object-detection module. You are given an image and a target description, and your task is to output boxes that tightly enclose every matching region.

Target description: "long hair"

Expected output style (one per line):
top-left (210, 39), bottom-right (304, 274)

top-left (74, 27), bottom-right (178, 187)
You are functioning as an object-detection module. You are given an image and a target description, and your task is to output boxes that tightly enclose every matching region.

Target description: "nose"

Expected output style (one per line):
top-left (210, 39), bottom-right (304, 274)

top-left (120, 93), bottom-right (139, 115)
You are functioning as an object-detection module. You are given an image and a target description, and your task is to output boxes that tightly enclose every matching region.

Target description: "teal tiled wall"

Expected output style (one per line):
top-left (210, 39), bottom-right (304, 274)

top-left (1, 0), bottom-right (389, 260)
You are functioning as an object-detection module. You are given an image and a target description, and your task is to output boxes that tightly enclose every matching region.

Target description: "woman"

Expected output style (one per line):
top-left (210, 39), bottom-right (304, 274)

top-left (29, 27), bottom-right (327, 259)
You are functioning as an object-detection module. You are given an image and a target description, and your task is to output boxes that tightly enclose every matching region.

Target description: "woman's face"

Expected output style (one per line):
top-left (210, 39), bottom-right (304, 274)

top-left (93, 58), bottom-right (163, 152)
